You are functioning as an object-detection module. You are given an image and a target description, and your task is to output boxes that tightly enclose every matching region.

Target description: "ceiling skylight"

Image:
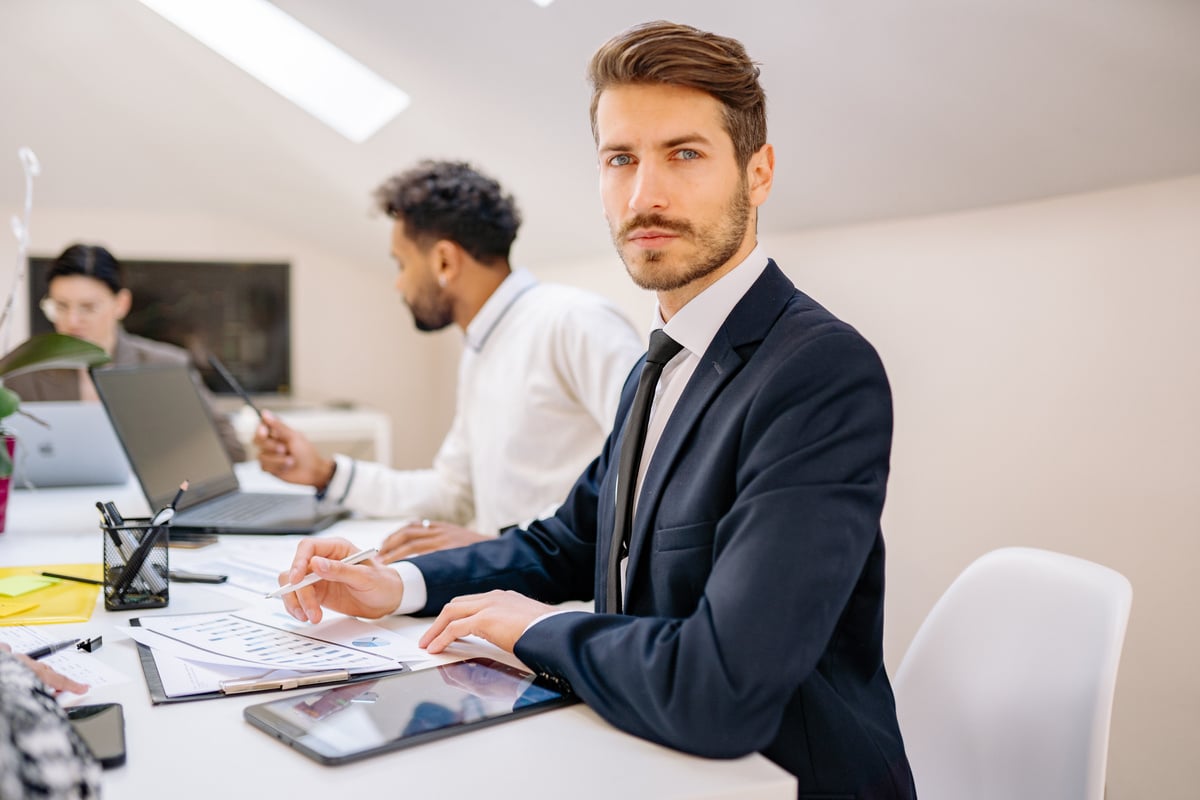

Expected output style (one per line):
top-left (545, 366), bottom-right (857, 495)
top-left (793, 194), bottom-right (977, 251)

top-left (138, 0), bottom-right (410, 143)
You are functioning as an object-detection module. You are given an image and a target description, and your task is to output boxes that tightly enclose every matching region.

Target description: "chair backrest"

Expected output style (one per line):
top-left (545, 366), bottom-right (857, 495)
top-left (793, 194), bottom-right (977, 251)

top-left (893, 547), bottom-right (1132, 800)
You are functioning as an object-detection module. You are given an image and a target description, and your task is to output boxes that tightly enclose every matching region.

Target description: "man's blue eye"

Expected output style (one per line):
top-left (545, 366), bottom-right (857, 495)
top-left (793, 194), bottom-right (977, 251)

top-left (609, 154), bottom-right (633, 167)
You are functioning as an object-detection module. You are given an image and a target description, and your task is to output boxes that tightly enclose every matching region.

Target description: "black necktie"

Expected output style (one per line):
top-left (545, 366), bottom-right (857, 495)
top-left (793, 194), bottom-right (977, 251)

top-left (606, 330), bottom-right (684, 614)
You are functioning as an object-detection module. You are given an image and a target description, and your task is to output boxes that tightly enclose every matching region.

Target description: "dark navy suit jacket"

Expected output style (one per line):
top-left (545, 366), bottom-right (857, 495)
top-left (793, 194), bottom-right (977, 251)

top-left (410, 262), bottom-right (915, 799)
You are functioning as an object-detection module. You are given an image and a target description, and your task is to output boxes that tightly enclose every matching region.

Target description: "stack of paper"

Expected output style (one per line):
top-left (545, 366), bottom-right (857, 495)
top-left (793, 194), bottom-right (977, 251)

top-left (127, 606), bottom-right (426, 700)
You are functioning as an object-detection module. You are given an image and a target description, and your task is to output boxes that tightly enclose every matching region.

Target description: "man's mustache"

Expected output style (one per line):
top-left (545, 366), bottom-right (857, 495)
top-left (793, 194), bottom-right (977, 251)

top-left (618, 214), bottom-right (693, 240)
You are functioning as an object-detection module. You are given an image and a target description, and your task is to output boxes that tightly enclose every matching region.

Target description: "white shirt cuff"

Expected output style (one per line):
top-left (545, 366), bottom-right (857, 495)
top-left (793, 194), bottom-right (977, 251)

top-left (392, 560), bottom-right (428, 615)
top-left (323, 453), bottom-right (355, 504)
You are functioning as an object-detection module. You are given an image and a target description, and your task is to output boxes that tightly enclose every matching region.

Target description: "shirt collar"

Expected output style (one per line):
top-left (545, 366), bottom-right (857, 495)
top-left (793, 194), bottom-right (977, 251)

top-left (655, 244), bottom-right (769, 360)
top-left (465, 268), bottom-right (537, 352)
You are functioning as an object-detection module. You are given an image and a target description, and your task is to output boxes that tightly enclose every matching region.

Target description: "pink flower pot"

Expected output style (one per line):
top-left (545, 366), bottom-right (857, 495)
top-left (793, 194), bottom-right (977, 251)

top-left (0, 434), bottom-right (15, 533)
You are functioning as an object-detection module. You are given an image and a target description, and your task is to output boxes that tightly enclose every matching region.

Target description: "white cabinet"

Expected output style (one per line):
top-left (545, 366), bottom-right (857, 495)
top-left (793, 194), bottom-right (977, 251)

top-left (227, 403), bottom-right (393, 466)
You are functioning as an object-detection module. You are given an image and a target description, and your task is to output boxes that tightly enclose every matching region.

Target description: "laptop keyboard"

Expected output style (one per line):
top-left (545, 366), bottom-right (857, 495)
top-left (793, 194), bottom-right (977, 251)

top-left (188, 493), bottom-right (300, 524)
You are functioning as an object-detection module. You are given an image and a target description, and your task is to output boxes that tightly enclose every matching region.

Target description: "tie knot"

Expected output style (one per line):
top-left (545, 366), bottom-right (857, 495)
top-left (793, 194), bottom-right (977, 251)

top-left (646, 330), bottom-right (683, 367)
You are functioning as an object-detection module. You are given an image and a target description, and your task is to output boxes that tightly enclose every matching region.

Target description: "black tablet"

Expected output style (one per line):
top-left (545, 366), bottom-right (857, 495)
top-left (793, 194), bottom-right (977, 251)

top-left (243, 657), bottom-right (577, 765)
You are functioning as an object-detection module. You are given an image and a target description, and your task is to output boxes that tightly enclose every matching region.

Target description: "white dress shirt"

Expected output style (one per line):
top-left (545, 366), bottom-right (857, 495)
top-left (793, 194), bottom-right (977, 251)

top-left (325, 268), bottom-right (642, 538)
top-left (395, 246), bottom-right (770, 616)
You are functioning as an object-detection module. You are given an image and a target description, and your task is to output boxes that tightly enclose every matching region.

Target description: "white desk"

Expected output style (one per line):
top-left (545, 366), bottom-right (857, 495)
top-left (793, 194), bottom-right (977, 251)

top-left (0, 473), bottom-right (795, 800)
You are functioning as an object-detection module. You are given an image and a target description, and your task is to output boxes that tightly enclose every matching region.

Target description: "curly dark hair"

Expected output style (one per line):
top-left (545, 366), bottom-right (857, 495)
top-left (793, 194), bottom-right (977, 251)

top-left (372, 160), bottom-right (522, 265)
top-left (587, 20), bottom-right (767, 171)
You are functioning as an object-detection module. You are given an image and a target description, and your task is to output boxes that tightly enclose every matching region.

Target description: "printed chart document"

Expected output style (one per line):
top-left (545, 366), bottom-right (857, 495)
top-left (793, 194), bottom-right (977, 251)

top-left (128, 605), bottom-right (424, 700)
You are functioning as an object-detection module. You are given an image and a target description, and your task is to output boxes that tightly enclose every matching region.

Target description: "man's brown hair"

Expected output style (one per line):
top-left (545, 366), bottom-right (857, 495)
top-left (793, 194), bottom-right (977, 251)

top-left (587, 20), bottom-right (767, 170)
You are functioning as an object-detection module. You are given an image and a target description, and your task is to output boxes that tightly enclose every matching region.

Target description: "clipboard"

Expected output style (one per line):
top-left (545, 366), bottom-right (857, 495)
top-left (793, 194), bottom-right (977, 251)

top-left (129, 617), bottom-right (410, 704)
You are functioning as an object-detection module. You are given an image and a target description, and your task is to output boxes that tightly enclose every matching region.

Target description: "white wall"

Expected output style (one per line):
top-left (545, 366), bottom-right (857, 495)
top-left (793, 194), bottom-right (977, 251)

top-left (541, 175), bottom-right (1200, 800)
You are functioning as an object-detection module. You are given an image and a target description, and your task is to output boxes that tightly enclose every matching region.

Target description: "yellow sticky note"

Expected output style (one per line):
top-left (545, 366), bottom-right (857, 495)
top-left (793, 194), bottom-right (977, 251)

top-left (0, 576), bottom-right (59, 597)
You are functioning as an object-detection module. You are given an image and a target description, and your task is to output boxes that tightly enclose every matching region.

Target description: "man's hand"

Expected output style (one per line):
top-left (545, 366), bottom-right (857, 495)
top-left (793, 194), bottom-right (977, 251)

top-left (418, 590), bottom-right (554, 654)
top-left (379, 520), bottom-right (491, 562)
top-left (254, 409), bottom-right (335, 489)
top-left (277, 537), bottom-right (405, 624)
top-left (0, 642), bottom-right (89, 695)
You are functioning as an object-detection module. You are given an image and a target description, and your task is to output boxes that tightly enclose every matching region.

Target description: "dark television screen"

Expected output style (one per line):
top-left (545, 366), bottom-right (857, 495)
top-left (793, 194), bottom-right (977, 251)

top-left (28, 256), bottom-right (291, 395)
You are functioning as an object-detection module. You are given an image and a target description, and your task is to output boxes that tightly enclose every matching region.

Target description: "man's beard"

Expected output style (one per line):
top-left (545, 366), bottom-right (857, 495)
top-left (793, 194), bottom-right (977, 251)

top-left (612, 182), bottom-right (751, 292)
top-left (407, 287), bottom-right (454, 332)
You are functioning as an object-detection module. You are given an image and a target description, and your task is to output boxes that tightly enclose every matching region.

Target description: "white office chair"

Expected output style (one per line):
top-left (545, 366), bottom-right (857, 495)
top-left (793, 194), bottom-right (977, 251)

top-left (893, 546), bottom-right (1132, 800)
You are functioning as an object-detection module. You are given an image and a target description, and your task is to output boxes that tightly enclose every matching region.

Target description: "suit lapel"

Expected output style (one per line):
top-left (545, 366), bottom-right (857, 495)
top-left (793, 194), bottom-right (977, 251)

top-left (624, 262), bottom-right (795, 599)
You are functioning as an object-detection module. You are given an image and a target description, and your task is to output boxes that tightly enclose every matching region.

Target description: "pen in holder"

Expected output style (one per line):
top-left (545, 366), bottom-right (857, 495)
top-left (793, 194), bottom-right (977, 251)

top-left (102, 515), bottom-right (170, 611)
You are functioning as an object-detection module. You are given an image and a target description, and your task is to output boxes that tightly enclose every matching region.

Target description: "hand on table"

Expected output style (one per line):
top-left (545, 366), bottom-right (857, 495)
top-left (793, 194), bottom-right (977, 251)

top-left (418, 590), bottom-right (554, 655)
top-left (379, 519), bottom-right (491, 562)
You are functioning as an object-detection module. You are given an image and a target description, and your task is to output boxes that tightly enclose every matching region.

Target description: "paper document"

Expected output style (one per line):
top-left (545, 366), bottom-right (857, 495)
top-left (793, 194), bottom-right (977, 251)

top-left (0, 625), bottom-right (131, 700)
top-left (129, 606), bottom-right (424, 699)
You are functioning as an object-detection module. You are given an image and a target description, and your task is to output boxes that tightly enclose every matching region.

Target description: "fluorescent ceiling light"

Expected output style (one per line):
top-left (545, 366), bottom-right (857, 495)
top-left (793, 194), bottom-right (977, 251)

top-left (530, 0), bottom-right (557, 6)
top-left (138, 0), bottom-right (409, 143)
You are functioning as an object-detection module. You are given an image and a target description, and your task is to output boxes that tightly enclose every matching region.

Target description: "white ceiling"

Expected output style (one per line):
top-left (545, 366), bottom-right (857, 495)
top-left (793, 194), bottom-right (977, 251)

top-left (2, 0), bottom-right (1199, 271)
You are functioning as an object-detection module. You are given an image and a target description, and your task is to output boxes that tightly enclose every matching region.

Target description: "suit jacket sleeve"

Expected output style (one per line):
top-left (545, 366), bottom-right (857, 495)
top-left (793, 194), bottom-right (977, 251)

top-left (408, 281), bottom-right (896, 770)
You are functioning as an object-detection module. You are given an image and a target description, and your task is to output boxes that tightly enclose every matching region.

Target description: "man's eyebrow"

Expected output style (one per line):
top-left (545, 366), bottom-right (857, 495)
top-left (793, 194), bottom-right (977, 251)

top-left (599, 132), bottom-right (714, 153)
top-left (662, 133), bottom-right (712, 149)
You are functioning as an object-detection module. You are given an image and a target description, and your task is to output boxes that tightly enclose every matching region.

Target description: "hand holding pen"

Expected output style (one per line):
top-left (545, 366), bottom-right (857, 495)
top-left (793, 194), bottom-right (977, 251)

top-left (267, 547), bottom-right (378, 598)
top-left (0, 642), bottom-right (89, 696)
top-left (274, 537), bottom-right (400, 625)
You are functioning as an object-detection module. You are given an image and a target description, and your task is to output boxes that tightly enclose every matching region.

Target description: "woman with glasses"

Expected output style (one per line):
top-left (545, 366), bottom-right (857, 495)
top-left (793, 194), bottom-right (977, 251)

top-left (6, 243), bottom-right (245, 461)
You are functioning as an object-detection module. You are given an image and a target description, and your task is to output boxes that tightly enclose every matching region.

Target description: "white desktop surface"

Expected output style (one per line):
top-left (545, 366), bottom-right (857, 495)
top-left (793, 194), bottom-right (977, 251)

top-left (1, 468), bottom-right (795, 800)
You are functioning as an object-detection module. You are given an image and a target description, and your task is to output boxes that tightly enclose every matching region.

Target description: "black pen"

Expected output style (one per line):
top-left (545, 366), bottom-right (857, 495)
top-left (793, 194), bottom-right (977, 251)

top-left (24, 638), bottom-right (80, 660)
top-left (40, 571), bottom-right (103, 586)
top-left (98, 501), bottom-right (135, 560)
top-left (209, 354), bottom-right (264, 422)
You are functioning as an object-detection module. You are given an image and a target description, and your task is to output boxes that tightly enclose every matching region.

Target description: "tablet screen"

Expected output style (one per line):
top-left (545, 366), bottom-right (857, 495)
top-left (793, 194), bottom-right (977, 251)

top-left (243, 657), bottom-right (576, 765)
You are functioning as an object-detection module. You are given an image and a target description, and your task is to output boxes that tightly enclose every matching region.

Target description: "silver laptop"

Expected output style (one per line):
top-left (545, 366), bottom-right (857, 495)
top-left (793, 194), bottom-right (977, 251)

top-left (91, 364), bottom-right (348, 535)
top-left (6, 401), bottom-right (131, 488)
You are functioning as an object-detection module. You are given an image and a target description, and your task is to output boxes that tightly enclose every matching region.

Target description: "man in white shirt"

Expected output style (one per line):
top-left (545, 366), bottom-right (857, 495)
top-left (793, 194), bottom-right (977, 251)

top-left (255, 160), bottom-right (641, 560)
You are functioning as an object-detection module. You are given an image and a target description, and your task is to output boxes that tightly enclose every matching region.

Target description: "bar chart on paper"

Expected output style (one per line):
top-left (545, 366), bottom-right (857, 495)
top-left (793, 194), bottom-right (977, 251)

top-left (133, 611), bottom-right (405, 670)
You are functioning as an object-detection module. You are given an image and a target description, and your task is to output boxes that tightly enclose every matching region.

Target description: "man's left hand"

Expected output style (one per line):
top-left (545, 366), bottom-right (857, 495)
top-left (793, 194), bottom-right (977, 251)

top-left (419, 590), bottom-right (554, 654)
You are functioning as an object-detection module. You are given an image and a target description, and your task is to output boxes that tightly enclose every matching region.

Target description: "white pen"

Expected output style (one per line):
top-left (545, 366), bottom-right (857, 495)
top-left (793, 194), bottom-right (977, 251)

top-left (265, 547), bottom-right (379, 599)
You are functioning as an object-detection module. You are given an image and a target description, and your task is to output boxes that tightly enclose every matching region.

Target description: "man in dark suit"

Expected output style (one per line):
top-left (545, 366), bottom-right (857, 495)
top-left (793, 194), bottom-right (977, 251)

top-left (277, 20), bottom-right (915, 799)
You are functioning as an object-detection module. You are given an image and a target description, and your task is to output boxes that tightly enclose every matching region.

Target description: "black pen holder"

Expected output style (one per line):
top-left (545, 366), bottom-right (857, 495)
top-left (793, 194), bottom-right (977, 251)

top-left (103, 516), bottom-right (170, 611)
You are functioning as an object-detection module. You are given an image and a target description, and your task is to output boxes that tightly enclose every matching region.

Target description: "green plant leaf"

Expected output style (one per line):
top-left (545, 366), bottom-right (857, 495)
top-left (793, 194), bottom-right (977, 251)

top-left (0, 389), bottom-right (13, 475)
top-left (0, 386), bottom-right (17, 419)
top-left (0, 391), bottom-right (13, 474)
top-left (0, 333), bottom-right (111, 381)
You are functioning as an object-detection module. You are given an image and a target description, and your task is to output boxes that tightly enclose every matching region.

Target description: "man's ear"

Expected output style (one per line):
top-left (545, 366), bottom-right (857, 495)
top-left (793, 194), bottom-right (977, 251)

top-left (746, 143), bottom-right (775, 208)
top-left (431, 240), bottom-right (462, 288)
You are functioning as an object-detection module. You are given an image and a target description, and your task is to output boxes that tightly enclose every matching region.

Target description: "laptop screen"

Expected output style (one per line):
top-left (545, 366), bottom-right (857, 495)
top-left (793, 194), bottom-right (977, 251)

top-left (92, 365), bottom-right (238, 511)
top-left (6, 401), bottom-right (130, 487)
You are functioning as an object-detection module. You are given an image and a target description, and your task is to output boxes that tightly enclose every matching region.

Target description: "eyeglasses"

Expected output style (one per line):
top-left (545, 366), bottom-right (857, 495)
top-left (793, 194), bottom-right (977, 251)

top-left (38, 296), bottom-right (110, 324)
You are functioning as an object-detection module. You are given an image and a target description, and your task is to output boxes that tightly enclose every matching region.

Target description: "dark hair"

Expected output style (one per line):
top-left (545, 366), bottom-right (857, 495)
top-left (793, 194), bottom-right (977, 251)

top-left (587, 20), bottom-right (767, 170)
top-left (47, 244), bottom-right (123, 294)
top-left (372, 160), bottom-right (521, 265)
